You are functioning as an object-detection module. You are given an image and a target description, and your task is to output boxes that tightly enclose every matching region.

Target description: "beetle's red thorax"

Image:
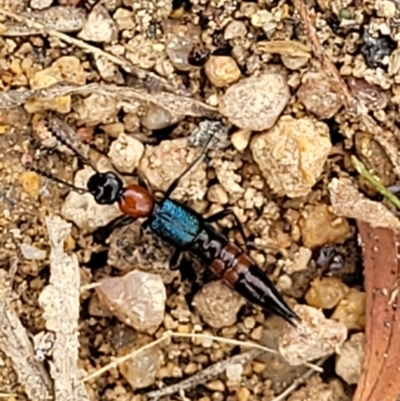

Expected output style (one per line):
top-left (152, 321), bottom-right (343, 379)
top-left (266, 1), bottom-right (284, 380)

top-left (119, 184), bottom-right (154, 218)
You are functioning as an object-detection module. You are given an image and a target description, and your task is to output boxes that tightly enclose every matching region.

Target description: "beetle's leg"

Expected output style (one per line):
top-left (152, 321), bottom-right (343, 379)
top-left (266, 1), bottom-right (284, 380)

top-left (169, 248), bottom-right (183, 270)
top-left (92, 215), bottom-right (135, 244)
top-left (139, 219), bottom-right (149, 238)
top-left (205, 209), bottom-right (247, 247)
top-left (137, 173), bottom-right (152, 194)
top-left (164, 133), bottom-right (214, 199)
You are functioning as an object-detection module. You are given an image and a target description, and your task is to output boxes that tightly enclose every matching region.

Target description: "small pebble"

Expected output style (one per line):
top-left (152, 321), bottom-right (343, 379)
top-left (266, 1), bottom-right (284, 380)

top-left (207, 184), bottom-right (229, 205)
top-left (96, 270), bottom-right (166, 334)
top-left (331, 288), bottom-right (366, 330)
top-left (206, 380), bottom-right (225, 392)
top-left (252, 361), bottom-right (267, 374)
top-left (102, 123), bottom-right (125, 138)
top-left (108, 133), bottom-right (144, 173)
top-left (224, 20), bottom-right (247, 40)
top-left (236, 387), bottom-right (250, 401)
top-left (226, 363), bottom-right (243, 382)
top-left (219, 67), bottom-right (290, 131)
top-left (335, 332), bottom-right (365, 384)
top-left (120, 346), bottom-right (162, 390)
top-left (299, 204), bottom-right (352, 249)
top-left (113, 8), bottom-right (135, 30)
top-left (140, 104), bottom-right (184, 130)
top-left (184, 362), bottom-right (198, 375)
top-left (231, 129), bottom-right (251, 151)
top-left (297, 72), bottom-right (343, 119)
top-left (193, 280), bottom-right (245, 329)
top-left (376, 0), bottom-right (397, 18)
top-left (279, 304), bottom-right (348, 365)
top-left (19, 243), bottom-right (46, 260)
top-left (19, 171), bottom-right (40, 199)
top-left (276, 274), bottom-right (293, 291)
top-left (138, 138), bottom-right (207, 201)
top-left (250, 326), bottom-right (263, 341)
top-left (251, 116), bottom-right (332, 197)
top-left (305, 277), bottom-right (350, 309)
top-left (204, 56), bottom-right (241, 88)
top-left (243, 316), bottom-right (256, 329)
top-left (78, 4), bottom-right (117, 43)
top-left (30, 0), bottom-right (52, 10)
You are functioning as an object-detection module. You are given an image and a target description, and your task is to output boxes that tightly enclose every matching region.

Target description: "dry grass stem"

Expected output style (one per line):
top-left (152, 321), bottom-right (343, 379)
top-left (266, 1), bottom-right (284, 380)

top-left (271, 357), bottom-right (328, 401)
top-left (146, 348), bottom-right (264, 399)
top-left (82, 330), bottom-right (322, 383)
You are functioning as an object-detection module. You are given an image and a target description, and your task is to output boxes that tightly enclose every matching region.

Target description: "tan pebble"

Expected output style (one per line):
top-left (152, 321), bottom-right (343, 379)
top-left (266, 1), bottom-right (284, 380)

top-left (376, 0), bottom-right (396, 18)
top-left (250, 116), bottom-right (331, 197)
top-left (252, 361), bottom-right (267, 374)
top-left (224, 20), bottom-right (247, 40)
top-left (277, 274), bottom-right (292, 291)
top-left (64, 235), bottom-right (75, 251)
top-left (243, 316), bottom-right (256, 329)
top-left (299, 204), bottom-right (352, 249)
top-left (184, 362), bottom-right (198, 375)
top-left (207, 184), bottom-right (229, 205)
top-left (305, 277), bottom-right (349, 309)
top-left (236, 387), bottom-right (250, 401)
top-left (163, 313), bottom-right (177, 330)
top-left (335, 332), bottom-right (365, 384)
top-left (231, 129), bottom-right (251, 151)
top-left (177, 324), bottom-right (192, 333)
top-left (331, 288), bottom-right (366, 330)
top-left (206, 380), bottom-right (225, 392)
top-left (250, 326), bottom-right (263, 341)
top-left (19, 171), bottom-right (39, 199)
top-left (205, 56), bottom-right (241, 88)
top-left (102, 122), bottom-right (125, 138)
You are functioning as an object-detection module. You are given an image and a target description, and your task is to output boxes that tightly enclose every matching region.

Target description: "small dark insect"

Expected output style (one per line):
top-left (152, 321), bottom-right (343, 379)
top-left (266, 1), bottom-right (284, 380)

top-left (314, 244), bottom-right (345, 274)
top-left (360, 31), bottom-right (396, 69)
top-left (188, 47), bottom-right (210, 67)
top-left (29, 121), bottom-right (299, 326)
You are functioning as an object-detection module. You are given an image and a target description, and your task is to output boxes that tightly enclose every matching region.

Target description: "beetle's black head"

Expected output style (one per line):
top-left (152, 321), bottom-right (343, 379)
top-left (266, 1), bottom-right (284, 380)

top-left (87, 172), bottom-right (123, 204)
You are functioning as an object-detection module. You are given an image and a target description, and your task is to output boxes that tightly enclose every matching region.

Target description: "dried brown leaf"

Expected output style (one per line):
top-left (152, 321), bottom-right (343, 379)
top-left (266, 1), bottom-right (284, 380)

top-left (354, 222), bottom-right (400, 401)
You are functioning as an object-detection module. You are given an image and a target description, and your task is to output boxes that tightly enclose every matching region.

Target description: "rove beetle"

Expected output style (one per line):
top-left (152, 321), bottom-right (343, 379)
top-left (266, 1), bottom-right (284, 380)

top-left (29, 120), bottom-right (299, 326)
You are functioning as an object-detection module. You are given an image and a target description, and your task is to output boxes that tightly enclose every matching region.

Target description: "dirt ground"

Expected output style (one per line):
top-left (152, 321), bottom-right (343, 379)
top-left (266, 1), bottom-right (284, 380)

top-left (1, 0), bottom-right (400, 400)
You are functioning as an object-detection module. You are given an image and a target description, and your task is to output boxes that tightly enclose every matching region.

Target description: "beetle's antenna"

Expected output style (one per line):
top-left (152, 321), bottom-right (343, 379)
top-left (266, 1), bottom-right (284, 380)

top-left (48, 119), bottom-right (99, 173)
top-left (25, 164), bottom-right (88, 194)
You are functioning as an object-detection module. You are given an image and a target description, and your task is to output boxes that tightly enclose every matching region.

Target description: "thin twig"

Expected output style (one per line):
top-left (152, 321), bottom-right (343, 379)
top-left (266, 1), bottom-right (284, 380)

top-left (271, 356), bottom-right (329, 401)
top-left (82, 334), bottom-right (169, 382)
top-left (82, 330), bottom-right (322, 383)
top-left (146, 348), bottom-right (263, 399)
top-left (351, 156), bottom-right (400, 210)
top-left (292, 0), bottom-right (357, 112)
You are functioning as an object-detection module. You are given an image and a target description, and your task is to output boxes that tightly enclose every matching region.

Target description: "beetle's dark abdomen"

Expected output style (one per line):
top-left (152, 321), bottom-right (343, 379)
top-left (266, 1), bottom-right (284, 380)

top-left (190, 225), bottom-right (299, 325)
top-left (149, 199), bottom-right (201, 248)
